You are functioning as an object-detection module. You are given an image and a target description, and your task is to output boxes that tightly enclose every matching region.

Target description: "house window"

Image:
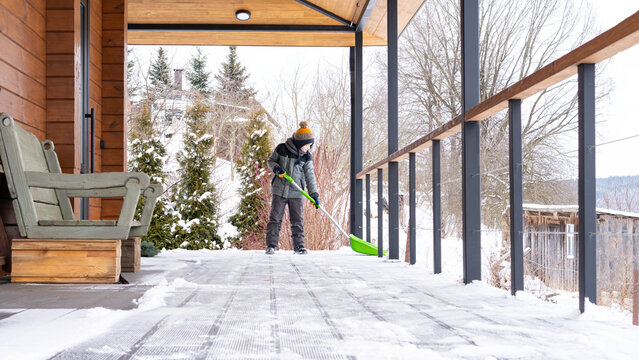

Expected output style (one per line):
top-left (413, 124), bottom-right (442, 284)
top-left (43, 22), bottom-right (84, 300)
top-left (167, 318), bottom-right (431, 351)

top-left (566, 223), bottom-right (575, 259)
top-left (164, 112), bottom-right (173, 126)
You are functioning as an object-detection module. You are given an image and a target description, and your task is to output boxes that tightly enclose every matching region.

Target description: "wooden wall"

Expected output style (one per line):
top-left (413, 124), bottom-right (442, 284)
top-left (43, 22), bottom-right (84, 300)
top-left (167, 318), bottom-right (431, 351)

top-left (101, 0), bottom-right (126, 220)
top-left (522, 211), bottom-right (579, 292)
top-left (46, 0), bottom-right (81, 175)
top-left (0, 0), bottom-right (47, 272)
top-left (519, 210), bottom-right (639, 308)
top-left (89, 0), bottom-right (103, 218)
top-left (0, 0), bottom-right (47, 138)
top-left (1, 0), bottom-right (128, 271)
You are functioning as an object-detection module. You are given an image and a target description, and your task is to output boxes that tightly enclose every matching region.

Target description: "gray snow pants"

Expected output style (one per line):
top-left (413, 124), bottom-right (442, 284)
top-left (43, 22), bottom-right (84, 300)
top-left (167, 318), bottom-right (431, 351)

top-left (266, 195), bottom-right (305, 248)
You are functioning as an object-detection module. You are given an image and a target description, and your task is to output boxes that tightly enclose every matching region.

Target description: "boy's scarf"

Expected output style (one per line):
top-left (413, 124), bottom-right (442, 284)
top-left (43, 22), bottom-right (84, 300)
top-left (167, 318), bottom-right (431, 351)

top-left (285, 137), bottom-right (307, 166)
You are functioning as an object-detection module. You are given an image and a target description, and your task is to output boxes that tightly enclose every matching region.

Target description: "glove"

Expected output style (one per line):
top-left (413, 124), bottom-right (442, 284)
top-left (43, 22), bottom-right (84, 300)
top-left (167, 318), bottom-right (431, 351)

top-left (310, 193), bottom-right (320, 208)
top-left (273, 166), bottom-right (285, 176)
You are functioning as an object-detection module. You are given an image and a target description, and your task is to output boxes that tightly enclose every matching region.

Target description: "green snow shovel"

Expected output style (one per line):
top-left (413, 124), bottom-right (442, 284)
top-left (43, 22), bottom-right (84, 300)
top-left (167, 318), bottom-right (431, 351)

top-left (280, 172), bottom-right (384, 256)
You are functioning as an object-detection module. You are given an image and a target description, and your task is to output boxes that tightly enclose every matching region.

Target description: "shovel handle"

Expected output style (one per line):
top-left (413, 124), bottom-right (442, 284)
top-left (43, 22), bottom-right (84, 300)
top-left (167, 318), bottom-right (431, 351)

top-left (281, 173), bottom-right (350, 240)
top-left (281, 173), bottom-right (319, 208)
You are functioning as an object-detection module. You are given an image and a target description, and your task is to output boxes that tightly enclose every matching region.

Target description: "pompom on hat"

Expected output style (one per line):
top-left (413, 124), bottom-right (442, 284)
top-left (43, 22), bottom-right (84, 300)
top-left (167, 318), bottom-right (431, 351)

top-left (293, 121), bottom-right (315, 149)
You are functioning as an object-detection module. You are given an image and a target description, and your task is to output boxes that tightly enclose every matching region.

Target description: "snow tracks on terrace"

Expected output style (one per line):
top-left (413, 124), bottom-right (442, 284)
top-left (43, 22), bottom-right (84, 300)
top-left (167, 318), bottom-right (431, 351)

top-left (29, 250), bottom-right (639, 359)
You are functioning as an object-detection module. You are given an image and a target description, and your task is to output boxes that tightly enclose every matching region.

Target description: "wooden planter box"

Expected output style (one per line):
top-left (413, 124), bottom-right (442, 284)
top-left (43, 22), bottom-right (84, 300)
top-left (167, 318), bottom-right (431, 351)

top-left (11, 239), bottom-right (121, 283)
top-left (121, 237), bottom-right (141, 272)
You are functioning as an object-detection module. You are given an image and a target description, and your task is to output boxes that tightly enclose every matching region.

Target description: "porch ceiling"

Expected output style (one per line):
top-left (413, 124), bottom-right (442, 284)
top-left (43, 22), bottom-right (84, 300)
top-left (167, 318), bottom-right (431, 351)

top-left (127, 0), bottom-right (425, 47)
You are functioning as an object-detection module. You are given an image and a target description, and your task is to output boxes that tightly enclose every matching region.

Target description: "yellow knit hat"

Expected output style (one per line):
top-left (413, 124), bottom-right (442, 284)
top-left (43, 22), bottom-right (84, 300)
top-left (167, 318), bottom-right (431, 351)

top-left (293, 121), bottom-right (314, 147)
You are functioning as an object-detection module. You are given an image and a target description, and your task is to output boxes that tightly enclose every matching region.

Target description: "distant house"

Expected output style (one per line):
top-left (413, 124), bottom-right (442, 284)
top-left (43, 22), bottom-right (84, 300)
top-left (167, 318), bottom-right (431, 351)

top-left (518, 204), bottom-right (639, 308)
top-left (154, 70), bottom-right (274, 175)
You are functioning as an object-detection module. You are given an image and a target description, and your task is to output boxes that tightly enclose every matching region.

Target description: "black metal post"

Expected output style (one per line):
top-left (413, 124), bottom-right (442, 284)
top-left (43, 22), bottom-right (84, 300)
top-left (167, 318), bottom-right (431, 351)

top-left (378, 168), bottom-right (384, 257)
top-left (350, 46), bottom-right (356, 236)
top-left (578, 63), bottom-right (597, 312)
top-left (409, 152), bottom-right (416, 265)
top-left (461, 0), bottom-right (481, 283)
top-left (461, 0), bottom-right (481, 284)
top-left (355, 31), bottom-right (363, 238)
top-left (349, 32), bottom-right (364, 238)
top-left (432, 140), bottom-right (441, 274)
top-left (509, 99), bottom-right (524, 295)
top-left (366, 174), bottom-right (371, 243)
top-left (387, 0), bottom-right (399, 260)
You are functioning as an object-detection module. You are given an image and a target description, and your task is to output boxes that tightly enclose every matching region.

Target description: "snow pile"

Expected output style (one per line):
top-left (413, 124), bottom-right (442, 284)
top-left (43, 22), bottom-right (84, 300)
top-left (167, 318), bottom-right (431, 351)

top-left (0, 307), bottom-right (130, 360)
top-left (212, 157), bottom-right (241, 243)
top-left (134, 277), bottom-right (198, 311)
top-left (0, 273), bottom-right (199, 360)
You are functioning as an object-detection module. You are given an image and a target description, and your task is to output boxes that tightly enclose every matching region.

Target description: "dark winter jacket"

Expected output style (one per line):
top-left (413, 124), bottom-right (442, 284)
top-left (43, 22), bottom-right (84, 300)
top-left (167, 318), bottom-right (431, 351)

top-left (267, 137), bottom-right (318, 199)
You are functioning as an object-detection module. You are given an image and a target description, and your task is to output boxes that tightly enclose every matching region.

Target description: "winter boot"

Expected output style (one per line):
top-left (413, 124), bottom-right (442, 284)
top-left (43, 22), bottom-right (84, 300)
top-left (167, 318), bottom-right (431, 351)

top-left (265, 245), bottom-right (276, 255)
top-left (294, 245), bottom-right (308, 255)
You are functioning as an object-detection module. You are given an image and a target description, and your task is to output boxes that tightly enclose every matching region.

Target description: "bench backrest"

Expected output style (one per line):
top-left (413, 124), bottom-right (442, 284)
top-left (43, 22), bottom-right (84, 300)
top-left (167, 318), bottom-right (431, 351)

top-left (0, 114), bottom-right (73, 234)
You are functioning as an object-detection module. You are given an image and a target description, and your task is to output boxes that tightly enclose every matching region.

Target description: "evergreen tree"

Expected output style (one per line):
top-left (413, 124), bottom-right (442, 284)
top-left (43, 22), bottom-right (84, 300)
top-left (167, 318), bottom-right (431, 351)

top-left (149, 47), bottom-right (171, 90)
top-left (214, 46), bottom-right (255, 101)
top-left (229, 110), bottom-right (272, 249)
top-left (128, 99), bottom-right (178, 250)
top-left (186, 47), bottom-right (211, 94)
top-left (172, 96), bottom-right (224, 249)
top-left (127, 48), bottom-right (140, 98)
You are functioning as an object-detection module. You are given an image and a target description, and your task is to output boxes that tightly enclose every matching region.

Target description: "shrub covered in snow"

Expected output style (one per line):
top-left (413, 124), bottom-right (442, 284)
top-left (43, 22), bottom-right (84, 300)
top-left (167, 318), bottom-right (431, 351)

top-left (171, 97), bottom-right (224, 250)
top-left (229, 110), bottom-right (272, 249)
top-left (128, 99), bottom-right (178, 250)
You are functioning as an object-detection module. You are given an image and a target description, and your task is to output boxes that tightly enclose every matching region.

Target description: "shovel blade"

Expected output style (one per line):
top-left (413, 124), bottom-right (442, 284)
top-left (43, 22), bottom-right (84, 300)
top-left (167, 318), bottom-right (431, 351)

top-left (349, 234), bottom-right (386, 256)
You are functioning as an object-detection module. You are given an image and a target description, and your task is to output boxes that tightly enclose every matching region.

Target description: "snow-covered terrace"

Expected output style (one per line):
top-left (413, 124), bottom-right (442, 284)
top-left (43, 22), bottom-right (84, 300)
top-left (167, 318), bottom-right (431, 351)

top-left (1, 250), bottom-right (638, 359)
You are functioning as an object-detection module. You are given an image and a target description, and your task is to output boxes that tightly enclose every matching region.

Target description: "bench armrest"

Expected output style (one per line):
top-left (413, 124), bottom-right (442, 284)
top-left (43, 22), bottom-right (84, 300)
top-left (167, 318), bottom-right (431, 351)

top-left (129, 184), bottom-right (163, 237)
top-left (24, 172), bottom-right (150, 190)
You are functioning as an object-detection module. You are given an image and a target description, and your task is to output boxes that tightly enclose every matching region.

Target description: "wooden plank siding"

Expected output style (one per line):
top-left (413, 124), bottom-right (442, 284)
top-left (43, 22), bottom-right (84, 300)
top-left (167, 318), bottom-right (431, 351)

top-left (0, 0), bottom-right (46, 271)
top-left (0, 0), bottom-right (47, 139)
top-left (46, 0), bottom-right (82, 218)
top-left (1, 0), bottom-right (121, 242)
top-left (45, 0), bottom-right (107, 220)
top-left (101, 0), bottom-right (127, 220)
top-left (518, 209), bottom-right (639, 309)
top-left (91, 0), bottom-right (103, 219)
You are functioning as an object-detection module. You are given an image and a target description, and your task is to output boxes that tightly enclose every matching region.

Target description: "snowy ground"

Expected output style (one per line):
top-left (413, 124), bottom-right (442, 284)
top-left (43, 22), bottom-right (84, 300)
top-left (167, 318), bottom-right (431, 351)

top-left (1, 249), bottom-right (638, 359)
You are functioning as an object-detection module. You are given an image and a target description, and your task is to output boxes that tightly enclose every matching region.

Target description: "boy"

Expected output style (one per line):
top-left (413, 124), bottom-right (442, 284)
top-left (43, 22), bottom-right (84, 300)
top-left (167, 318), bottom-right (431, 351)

top-left (265, 121), bottom-right (319, 255)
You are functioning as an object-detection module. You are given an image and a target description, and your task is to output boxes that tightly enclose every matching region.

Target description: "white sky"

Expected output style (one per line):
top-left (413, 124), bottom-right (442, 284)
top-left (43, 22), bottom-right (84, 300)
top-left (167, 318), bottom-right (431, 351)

top-left (130, 0), bottom-right (639, 178)
top-left (585, 0), bottom-right (639, 177)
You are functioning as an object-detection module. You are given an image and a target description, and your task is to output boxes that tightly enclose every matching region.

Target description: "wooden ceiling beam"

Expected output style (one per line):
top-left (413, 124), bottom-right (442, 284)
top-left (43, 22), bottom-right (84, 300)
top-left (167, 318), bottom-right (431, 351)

top-left (293, 0), bottom-right (354, 28)
top-left (128, 30), bottom-right (387, 47)
top-left (128, 24), bottom-right (355, 33)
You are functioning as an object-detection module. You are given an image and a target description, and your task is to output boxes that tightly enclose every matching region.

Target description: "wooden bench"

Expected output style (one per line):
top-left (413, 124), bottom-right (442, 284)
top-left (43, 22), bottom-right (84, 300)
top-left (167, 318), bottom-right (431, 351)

top-left (0, 113), bottom-right (162, 282)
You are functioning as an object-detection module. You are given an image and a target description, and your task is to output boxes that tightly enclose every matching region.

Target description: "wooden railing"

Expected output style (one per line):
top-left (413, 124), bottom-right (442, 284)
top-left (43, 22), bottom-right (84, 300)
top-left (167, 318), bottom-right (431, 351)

top-left (356, 11), bottom-right (639, 179)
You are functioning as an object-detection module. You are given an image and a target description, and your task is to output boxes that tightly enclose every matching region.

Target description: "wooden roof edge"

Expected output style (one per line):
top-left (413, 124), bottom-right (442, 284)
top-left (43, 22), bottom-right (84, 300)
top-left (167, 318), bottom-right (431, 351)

top-left (522, 204), bottom-right (639, 219)
top-left (466, 10), bottom-right (639, 122)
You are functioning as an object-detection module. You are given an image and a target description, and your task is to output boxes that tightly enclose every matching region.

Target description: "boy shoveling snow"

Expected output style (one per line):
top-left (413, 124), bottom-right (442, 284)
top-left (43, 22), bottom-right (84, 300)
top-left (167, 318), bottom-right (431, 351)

top-left (265, 121), bottom-right (320, 255)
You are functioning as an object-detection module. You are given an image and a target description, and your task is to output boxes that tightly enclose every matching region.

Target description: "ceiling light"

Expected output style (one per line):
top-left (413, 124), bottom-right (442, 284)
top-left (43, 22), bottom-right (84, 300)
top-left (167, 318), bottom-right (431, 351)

top-left (235, 10), bottom-right (251, 21)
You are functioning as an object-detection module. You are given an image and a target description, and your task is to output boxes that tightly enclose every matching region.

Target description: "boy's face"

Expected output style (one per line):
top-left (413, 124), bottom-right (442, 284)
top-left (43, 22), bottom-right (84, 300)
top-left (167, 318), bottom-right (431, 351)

top-left (300, 143), bottom-right (312, 152)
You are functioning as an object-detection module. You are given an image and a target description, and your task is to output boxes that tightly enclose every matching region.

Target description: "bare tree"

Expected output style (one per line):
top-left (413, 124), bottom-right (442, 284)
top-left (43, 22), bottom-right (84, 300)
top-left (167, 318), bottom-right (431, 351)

top-left (599, 177), bottom-right (639, 213)
top-left (395, 0), bottom-right (609, 232)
